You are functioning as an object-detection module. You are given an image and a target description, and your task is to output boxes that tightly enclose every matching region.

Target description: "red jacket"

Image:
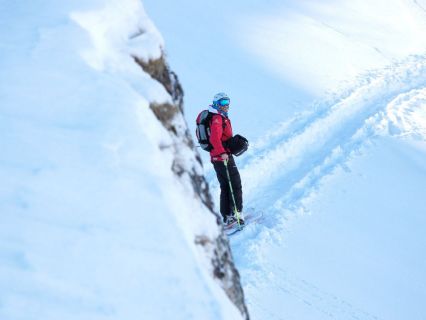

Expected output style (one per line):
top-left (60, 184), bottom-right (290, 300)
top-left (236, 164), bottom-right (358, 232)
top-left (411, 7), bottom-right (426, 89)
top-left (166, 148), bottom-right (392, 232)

top-left (209, 113), bottom-right (233, 161)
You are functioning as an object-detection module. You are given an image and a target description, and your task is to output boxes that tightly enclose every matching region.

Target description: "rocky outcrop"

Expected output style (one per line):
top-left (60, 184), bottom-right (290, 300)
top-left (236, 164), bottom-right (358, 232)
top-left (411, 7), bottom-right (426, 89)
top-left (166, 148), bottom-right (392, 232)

top-left (134, 54), bottom-right (249, 319)
top-left (133, 54), bottom-right (213, 211)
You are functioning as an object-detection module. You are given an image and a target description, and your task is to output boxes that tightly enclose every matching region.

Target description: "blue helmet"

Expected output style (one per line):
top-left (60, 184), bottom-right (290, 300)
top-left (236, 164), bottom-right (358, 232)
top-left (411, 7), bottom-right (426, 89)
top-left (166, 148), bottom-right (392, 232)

top-left (212, 92), bottom-right (230, 116)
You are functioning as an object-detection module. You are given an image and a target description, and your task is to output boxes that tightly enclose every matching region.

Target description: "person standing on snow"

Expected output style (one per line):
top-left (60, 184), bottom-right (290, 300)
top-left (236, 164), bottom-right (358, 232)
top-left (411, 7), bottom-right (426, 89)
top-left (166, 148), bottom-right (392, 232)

top-left (209, 93), bottom-right (244, 226)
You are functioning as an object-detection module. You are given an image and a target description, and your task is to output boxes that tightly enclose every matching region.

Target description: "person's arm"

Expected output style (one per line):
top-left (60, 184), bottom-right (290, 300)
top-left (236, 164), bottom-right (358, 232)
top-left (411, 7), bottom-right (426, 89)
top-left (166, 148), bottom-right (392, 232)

top-left (209, 115), bottom-right (227, 157)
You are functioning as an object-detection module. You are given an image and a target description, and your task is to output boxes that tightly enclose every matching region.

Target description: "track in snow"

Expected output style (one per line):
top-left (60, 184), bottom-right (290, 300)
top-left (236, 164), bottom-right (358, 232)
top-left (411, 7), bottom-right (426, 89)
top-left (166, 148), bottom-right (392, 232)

top-left (227, 54), bottom-right (426, 319)
top-left (240, 54), bottom-right (426, 221)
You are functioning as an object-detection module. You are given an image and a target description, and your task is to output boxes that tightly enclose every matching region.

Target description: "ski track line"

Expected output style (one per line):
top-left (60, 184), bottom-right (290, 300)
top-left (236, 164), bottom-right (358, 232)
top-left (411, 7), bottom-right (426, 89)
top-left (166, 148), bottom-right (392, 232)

top-left (229, 54), bottom-right (426, 319)
top-left (384, 87), bottom-right (426, 138)
top-left (266, 264), bottom-right (380, 320)
top-left (241, 55), bottom-right (426, 206)
top-left (244, 67), bottom-right (387, 158)
top-left (271, 86), bottom-right (426, 215)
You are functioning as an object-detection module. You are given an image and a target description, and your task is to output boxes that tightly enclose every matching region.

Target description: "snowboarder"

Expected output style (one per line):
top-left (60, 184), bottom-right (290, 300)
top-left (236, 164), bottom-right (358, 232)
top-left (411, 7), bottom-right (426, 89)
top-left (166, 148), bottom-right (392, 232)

top-left (208, 93), bottom-right (244, 226)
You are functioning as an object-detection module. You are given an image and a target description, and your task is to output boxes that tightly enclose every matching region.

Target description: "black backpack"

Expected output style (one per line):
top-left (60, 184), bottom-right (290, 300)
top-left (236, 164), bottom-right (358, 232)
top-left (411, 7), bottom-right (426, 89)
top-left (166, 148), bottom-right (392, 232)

top-left (195, 110), bottom-right (249, 156)
top-left (195, 110), bottom-right (214, 151)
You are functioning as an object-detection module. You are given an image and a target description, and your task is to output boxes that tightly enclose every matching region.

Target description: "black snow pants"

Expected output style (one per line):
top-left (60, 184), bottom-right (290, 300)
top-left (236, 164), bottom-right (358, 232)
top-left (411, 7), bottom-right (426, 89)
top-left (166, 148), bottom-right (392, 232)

top-left (212, 155), bottom-right (243, 220)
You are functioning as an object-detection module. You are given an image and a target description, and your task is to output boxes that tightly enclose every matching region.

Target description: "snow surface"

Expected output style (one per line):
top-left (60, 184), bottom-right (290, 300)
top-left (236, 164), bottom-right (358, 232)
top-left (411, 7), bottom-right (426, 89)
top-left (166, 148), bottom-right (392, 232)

top-left (144, 0), bottom-right (426, 319)
top-left (238, 0), bottom-right (426, 94)
top-left (232, 57), bottom-right (426, 320)
top-left (0, 1), bottom-right (242, 319)
top-left (2, 0), bottom-right (426, 319)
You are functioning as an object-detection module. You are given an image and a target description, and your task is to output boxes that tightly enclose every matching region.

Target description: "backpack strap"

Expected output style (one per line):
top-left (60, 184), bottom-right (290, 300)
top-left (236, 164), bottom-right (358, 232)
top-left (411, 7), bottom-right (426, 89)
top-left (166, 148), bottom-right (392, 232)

top-left (209, 112), bottom-right (226, 130)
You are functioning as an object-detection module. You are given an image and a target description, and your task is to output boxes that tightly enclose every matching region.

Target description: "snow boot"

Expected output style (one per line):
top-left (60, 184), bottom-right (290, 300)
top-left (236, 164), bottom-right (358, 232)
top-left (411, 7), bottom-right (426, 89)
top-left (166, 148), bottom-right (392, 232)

top-left (223, 215), bottom-right (236, 226)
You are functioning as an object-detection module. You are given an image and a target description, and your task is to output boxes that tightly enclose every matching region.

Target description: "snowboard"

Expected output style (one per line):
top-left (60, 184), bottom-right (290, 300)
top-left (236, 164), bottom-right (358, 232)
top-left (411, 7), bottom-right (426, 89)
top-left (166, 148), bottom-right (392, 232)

top-left (224, 209), bottom-right (264, 236)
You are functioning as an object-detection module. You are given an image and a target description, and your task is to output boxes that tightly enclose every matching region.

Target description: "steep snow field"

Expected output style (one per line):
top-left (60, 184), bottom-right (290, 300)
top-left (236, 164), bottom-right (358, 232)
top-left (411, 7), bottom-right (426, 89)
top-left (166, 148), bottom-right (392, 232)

top-left (232, 57), bottom-right (426, 320)
top-left (144, 0), bottom-right (426, 319)
top-left (0, 1), bottom-right (241, 319)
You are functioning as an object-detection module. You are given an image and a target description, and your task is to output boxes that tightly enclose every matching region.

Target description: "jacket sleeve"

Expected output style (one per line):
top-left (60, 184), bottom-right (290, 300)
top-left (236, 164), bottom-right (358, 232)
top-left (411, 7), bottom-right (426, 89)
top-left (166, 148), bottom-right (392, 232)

top-left (209, 115), bottom-right (227, 157)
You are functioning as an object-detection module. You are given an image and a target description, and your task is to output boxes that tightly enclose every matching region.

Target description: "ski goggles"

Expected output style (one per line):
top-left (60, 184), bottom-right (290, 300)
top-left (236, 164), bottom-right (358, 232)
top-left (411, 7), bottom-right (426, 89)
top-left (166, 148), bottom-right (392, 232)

top-left (217, 98), bottom-right (230, 107)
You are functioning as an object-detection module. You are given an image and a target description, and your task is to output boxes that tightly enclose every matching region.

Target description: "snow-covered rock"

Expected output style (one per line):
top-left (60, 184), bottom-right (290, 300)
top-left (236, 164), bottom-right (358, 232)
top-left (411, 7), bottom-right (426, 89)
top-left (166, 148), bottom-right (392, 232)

top-left (0, 1), bottom-right (248, 319)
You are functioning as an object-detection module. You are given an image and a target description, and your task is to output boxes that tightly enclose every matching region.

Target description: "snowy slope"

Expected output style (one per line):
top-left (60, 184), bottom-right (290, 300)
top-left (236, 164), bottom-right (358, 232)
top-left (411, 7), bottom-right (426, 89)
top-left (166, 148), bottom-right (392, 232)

top-left (232, 55), bottom-right (426, 320)
top-left (3, 0), bottom-right (425, 319)
top-left (0, 1), bottom-right (244, 319)
top-left (143, 0), bottom-right (426, 319)
top-left (143, 0), bottom-right (426, 140)
top-left (238, 0), bottom-right (426, 94)
top-left (256, 137), bottom-right (426, 320)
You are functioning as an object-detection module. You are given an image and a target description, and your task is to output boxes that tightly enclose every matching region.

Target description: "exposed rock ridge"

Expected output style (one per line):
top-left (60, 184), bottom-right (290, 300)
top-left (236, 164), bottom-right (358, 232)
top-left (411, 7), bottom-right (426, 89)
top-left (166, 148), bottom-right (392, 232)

top-left (134, 54), bottom-right (249, 319)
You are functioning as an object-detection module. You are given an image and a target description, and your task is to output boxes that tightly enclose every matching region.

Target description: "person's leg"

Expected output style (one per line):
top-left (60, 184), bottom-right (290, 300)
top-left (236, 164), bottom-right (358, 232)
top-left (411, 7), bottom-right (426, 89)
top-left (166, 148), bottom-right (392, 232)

top-left (212, 161), bottom-right (232, 221)
top-left (227, 156), bottom-right (243, 213)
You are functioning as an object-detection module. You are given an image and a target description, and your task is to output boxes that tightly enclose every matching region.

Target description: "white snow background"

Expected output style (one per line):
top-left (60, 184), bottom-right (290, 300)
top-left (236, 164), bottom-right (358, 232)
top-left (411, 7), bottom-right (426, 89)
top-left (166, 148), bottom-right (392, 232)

top-left (0, 1), bottom-right (241, 319)
top-left (1, 0), bottom-right (426, 319)
top-left (144, 0), bottom-right (426, 319)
